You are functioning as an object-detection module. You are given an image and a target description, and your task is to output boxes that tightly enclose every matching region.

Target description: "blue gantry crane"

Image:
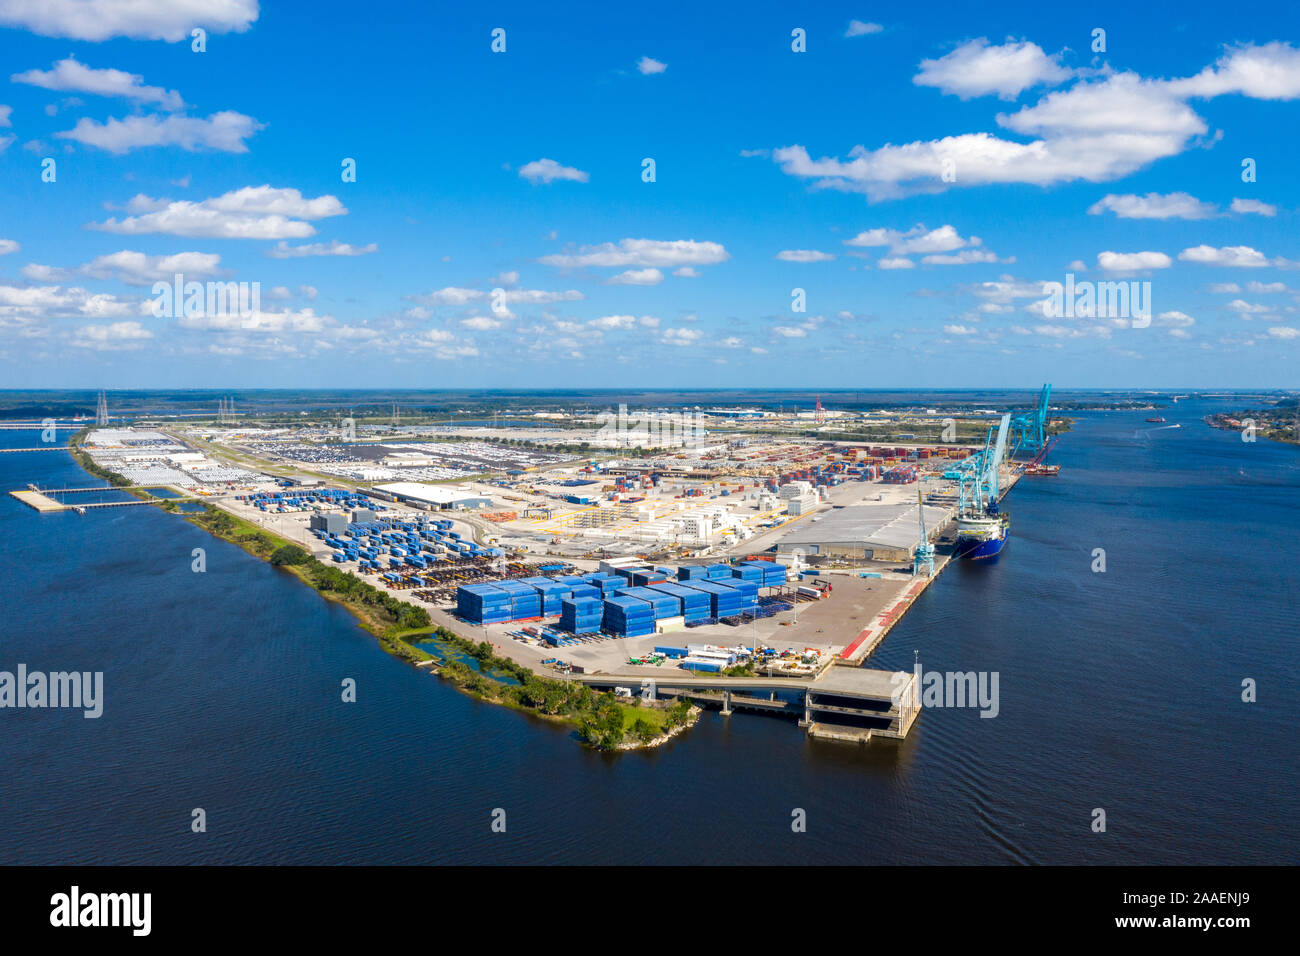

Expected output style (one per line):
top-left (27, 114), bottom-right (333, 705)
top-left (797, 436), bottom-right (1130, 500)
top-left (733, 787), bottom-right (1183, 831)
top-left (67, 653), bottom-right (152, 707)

top-left (957, 413), bottom-right (1011, 518)
top-left (913, 486), bottom-right (935, 577)
top-left (1009, 384), bottom-right (1052, 458)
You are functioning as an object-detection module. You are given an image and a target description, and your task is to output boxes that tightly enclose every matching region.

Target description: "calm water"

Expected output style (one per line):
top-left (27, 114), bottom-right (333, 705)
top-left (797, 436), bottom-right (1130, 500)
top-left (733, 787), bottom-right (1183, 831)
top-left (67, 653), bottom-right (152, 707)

top-left (1, 400), bottom-right (1295, 864)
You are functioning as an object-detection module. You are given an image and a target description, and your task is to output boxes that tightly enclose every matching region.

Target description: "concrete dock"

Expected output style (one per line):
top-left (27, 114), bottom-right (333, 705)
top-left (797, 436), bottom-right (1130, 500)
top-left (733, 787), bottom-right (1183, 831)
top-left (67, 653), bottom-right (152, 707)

top-left (573, 665), bottom-right (920, 743)
top-left (9, 489), bottom-right (67, 512)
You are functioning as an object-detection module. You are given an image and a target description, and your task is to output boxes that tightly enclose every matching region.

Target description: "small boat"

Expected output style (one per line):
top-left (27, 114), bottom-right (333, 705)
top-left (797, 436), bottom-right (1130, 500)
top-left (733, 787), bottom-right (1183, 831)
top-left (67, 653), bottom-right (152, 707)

top-left (1146, 416), bottom-right (1166, 423)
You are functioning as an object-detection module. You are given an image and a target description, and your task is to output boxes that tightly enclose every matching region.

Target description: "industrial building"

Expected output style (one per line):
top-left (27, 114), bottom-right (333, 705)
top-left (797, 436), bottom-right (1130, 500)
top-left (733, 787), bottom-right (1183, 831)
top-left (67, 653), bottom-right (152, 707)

top-left (775, 502), bottom-right (948, 563)
top-left (371, 481), bottom-right (493, 510)
top-left (309, 513), bottom-right (349, 535)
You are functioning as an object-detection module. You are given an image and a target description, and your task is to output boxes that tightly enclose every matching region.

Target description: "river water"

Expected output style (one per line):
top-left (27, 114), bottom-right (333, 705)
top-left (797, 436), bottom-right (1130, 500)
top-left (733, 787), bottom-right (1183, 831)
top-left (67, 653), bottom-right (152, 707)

top-left (1, 400), bottom-right (1294, 864)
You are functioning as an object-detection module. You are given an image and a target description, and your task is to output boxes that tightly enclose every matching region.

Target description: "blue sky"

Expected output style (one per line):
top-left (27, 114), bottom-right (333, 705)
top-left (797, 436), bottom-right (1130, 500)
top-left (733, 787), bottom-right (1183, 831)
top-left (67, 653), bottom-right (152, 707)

top-left (0, 0), bottom-right (1298, 389)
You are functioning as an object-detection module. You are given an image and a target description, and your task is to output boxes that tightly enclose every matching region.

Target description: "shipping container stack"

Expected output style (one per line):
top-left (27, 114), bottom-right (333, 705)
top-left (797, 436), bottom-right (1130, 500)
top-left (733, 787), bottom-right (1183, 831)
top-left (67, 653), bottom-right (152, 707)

top-left (647, 582), bottom-right (711, 624)
top-left (518, 577), bottom-right (571, 615)
top-left (676, 565), bottom-right (708, 581)
top-left (583, 573), bottom-right (628, 595)
top-left (704, 563), bottom-right (733, 580)
top-left (602, 595), bottom-right (656, 638)
top-left (618, 587), bottom-right (680, 620)
top-left (559, 596), bottom-right (604, 634)
top-left (494, 580), bottom-right (542, 620)
top-left (630, 569), bottom-right (667, 588)
top-left (457, 584), bottom-right (511, 624)
top-left (713, 578), bottom-right (759, 613)
top-left (729, 564), bottom-right (764, 585)
top-left (739, 560), bottom-right (788, 587)
top-left (679, 580), bottom-right (744, 619)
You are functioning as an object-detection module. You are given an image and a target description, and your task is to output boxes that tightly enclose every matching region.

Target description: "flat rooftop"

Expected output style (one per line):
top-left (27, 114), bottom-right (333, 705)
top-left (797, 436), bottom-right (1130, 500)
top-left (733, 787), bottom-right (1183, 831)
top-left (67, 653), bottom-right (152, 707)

top-left (778, 501), bottom-right (949, 551)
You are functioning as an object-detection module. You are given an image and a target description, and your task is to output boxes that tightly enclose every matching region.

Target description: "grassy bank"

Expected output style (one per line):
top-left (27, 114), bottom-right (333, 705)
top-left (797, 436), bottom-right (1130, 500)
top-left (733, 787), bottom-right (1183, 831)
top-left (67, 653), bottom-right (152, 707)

top-left (422, 629), bottom-right (698, 749)
top-left (183, 505), bottom-right (433, 662)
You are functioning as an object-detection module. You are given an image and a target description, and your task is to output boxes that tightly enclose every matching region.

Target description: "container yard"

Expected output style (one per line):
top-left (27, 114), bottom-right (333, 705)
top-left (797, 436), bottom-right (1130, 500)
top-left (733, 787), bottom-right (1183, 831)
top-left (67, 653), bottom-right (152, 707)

top-left (11, 392), bottom-right (1055, 745)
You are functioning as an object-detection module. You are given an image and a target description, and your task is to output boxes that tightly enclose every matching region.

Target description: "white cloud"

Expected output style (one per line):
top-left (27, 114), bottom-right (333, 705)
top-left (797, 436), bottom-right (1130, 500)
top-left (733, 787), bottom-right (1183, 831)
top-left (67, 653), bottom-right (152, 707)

top-left (774, 72), bottom-right (1206, 199)
top-left (56, 111), bottom-right (262, 153)
top-left (662, 327), bottom-right (702, 345)
top-left (1155, 310), bottom-right (1196, 327)
top-left (773, 325), bottom-right (808, 337)
top-left (636, 57), bottom-right (667, 75)
top-left (1097, 250), bottom-right (1172, 272)
top-left (1088, 191), bottom-right (1217, 219)
top-left (90, 186), bottom-right (346, 239)
top-left (68, 319), bottom-right (152, 349)
top-left (79, 250), bottom-right (223, 285)
top-left (410, 286), bottom-right (582, 308)
top-left (491, 270), bottom-right (519, 286)
top-left (540, 238), bottom-right (728, 269)
top-left (1178, 245), bottom-right (1271, 268)
top-left (1167, 42), bottom-right (1300, 100)
top-left (518, 158), bottom-right (590, 184)
top-left (0, 104), bottom-right (10, 126)
top-left (608, 268), bottom-right (663, 285)
top-left (0, 0), bottom-right (258, 41)
top-left (673, 267), bottom-right (699, 277)
top-left (590, 314), bottom-right (637, 330)
top-left (922, 248), bottom-right (1001, 265)
top-left (1230, 198), bottom-right (1277, 216)
top-left (0, 283), bottom-right (139, 320)
top-left (845, 21), bottom-right (883, 38)
top-left (844, 223), bottom-right (1004, 264)
top-left (414, 287), bottom-right (480, 306)
top-left (1267, 326), bottom-right (1300, 339)
top-left (1226, 299), bottom-right (1272, 314)
top-left (461, 316), bottom-right (502, 330)
top-left (12, 57), bottom-right (183, 109)
top-left (1207, 282), bottom-right (1241, 293)
top-left (268, 239), bottom-right (377, 258)
top-left (1247, 281), bottom-right (1288, 293)
top-left (775, 249), bottom-right (834, 262)
top-left (0, 238), bottom-right (18, 255)
top-left (914, 38), bottom-right (1072, 100)
top-left (177, 307), bottom-right (332, 335)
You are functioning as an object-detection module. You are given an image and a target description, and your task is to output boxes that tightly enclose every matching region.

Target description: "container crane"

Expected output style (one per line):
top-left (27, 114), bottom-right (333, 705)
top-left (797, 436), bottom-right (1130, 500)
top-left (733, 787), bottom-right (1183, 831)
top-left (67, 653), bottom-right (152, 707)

top-left (1009, 384), bottom-right (1051, 458)
top-left (913, 487), bottom-right (935, 577)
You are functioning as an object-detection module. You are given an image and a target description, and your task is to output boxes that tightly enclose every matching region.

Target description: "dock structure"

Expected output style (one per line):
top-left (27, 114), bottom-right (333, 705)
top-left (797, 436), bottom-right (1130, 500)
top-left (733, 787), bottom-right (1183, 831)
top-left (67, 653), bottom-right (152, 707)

top-left (9, 489), bottom-right (67, 512)
top-left (574, 666), bottom-right (919, 744)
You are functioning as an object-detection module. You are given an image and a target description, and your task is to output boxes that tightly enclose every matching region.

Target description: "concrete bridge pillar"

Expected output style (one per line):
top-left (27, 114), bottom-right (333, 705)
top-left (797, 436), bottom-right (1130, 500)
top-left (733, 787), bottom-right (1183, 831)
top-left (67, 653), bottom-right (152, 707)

top-left (720, 689), bottom-right (732, 716)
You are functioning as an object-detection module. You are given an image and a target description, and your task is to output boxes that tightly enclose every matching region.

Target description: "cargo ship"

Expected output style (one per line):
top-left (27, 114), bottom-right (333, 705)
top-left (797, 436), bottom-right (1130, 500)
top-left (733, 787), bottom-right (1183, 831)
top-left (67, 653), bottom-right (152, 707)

top-left (1146, 416), bottom-right (1166, 423)
top-left (956, 502), bottom-right (1008, 561)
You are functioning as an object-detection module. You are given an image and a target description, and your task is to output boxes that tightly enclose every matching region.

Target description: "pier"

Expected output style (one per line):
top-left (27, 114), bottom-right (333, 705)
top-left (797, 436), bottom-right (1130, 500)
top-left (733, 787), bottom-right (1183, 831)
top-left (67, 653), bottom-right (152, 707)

top-left (8, 486), bottom-right (232, 513)
top-left (573, 666), bottom-right (919, 742)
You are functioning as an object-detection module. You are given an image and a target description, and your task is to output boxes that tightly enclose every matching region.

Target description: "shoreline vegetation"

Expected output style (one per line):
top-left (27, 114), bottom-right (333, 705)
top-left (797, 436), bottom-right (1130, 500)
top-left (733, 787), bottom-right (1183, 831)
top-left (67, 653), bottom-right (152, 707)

top-left (1205, 406), bottom-right (1299, 447)
top-left (65, 429), bottom-right (698, 750)
top-left (420, 630), bottom-right (699, 749)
